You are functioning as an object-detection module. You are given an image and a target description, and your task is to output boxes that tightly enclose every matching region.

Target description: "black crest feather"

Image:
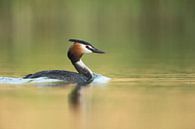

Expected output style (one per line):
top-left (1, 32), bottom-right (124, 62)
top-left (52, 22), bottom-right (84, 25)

top-left (69, 39), bottom-right (92, 46)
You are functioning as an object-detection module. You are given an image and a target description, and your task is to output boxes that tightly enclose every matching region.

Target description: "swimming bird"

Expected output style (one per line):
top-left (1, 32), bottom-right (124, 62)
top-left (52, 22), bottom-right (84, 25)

top-left (23, 39), bottom-right (106, 85)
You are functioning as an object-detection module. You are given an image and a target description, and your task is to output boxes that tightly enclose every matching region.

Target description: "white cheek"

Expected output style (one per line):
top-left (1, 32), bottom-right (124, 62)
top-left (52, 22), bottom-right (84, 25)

top-left (80, 44), bottom-right (92, 53)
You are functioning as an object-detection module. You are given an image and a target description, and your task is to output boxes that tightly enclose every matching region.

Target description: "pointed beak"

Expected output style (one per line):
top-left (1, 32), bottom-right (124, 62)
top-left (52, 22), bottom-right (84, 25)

top-left (91, 47), bottom-right (105, 54)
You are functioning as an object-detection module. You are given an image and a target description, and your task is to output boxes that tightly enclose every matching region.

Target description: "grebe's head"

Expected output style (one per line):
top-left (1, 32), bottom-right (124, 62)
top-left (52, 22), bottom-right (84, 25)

top-left (68, 39), bottom-right (105, 54)
top-left (68, 39), bottom-right (105, 63)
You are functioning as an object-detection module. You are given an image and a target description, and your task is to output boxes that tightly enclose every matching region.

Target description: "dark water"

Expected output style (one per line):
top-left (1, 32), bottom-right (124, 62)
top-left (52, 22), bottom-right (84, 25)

top-left (1, 0), bottom-right (195, 129)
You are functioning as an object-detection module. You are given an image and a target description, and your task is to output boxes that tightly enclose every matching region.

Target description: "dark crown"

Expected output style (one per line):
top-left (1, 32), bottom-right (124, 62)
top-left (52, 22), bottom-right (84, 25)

top-left (69, 39), bottom-right (92, 46)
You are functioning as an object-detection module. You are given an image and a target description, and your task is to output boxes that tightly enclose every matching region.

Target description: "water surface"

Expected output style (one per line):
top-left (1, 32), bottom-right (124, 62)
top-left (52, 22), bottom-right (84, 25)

top-left (0, 71), bottom-right (195, 129)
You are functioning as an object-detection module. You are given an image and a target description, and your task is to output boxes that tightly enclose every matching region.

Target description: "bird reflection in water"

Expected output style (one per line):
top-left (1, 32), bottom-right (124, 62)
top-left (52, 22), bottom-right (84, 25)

top-left (68, 85), bottom-right (84, 111)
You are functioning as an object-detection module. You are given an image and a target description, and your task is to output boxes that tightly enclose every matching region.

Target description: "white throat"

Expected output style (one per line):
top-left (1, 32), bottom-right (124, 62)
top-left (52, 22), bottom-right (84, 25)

top-left (74, 60), bottom-right (93, 78)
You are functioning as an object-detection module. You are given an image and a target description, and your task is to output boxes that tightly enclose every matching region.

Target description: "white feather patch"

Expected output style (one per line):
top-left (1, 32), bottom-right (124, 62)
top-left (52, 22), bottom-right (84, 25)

top-left (75, 60), bottom-right (93, 74)
top-left (80, 44), bottom-right (92, 53)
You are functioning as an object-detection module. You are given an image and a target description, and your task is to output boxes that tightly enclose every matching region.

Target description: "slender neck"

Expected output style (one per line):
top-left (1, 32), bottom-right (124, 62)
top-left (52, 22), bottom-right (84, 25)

top-left (73, 60), bottom-right (93, 79)
top-left (68, 50), bottom-right (93, 79)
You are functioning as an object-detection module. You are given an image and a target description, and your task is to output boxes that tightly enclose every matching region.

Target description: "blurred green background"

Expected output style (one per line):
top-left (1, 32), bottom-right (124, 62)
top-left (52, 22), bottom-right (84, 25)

top-left (0, 0), bottom-right (195, 76)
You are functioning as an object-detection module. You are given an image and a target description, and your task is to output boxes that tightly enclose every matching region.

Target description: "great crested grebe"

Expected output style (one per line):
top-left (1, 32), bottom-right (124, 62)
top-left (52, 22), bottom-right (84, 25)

top-left (23, 39), bottom-right (107, 85)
